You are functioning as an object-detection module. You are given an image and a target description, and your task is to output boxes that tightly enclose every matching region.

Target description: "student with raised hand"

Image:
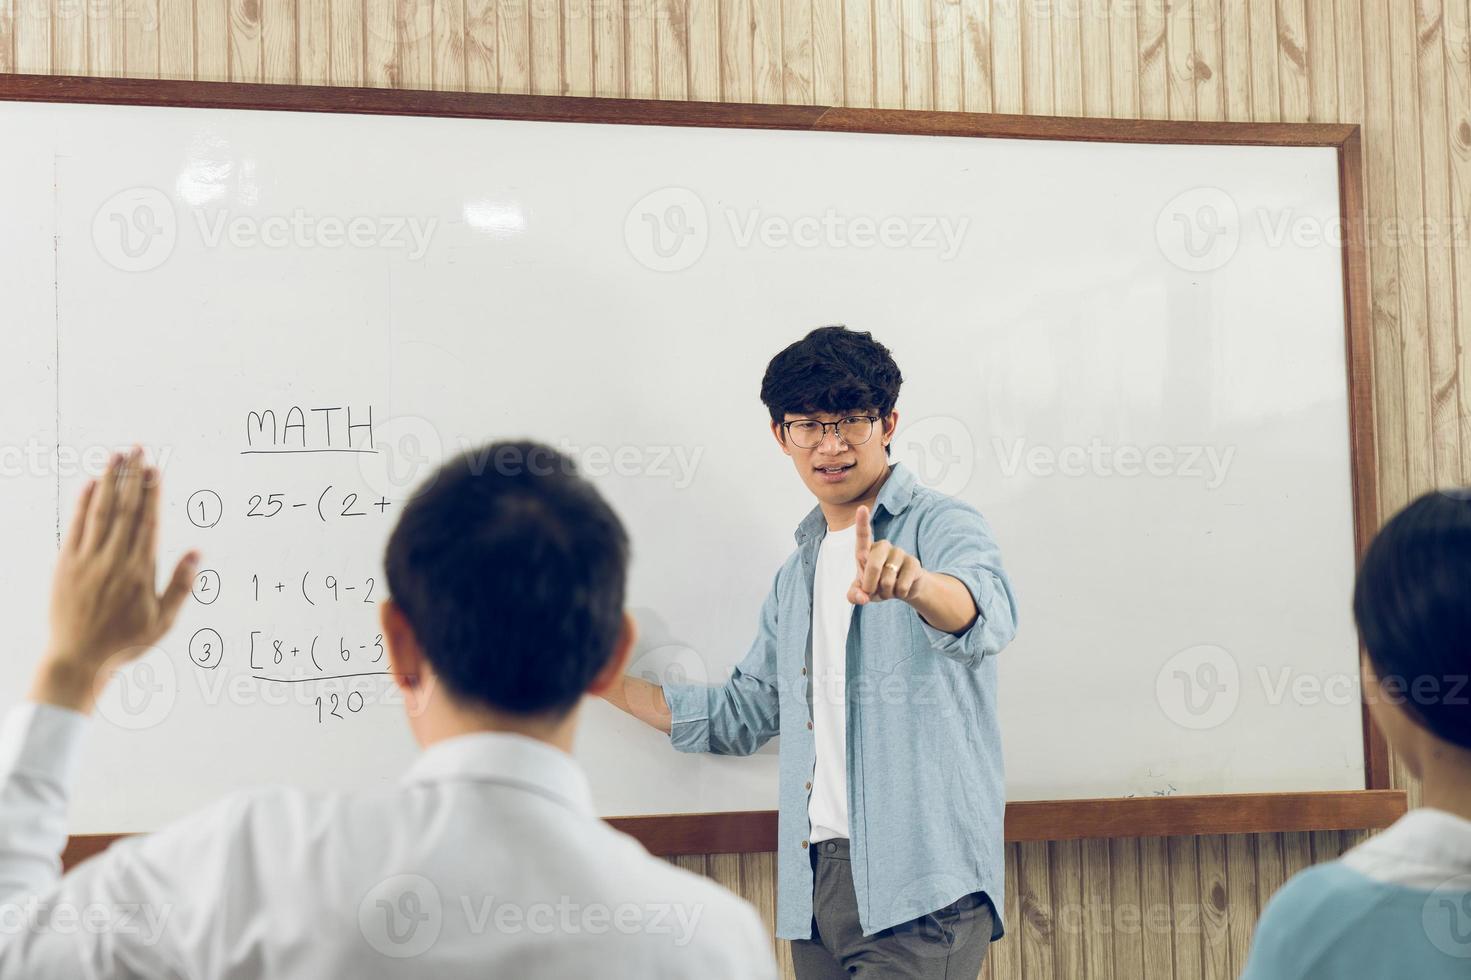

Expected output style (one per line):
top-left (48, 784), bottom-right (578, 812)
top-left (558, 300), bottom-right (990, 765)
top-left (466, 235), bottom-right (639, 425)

top-left (0, 444), bottom-right (776, 978)
top-left (600, 326), bottom-right (1020, 978)
top-left (1243, 488), bottom-right (1471, 979)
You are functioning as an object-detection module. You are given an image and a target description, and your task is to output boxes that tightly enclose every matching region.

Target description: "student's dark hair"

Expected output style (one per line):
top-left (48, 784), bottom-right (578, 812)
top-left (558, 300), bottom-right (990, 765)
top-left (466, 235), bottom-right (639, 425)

top-left (760, 325), bottom-right (904, 456)
top-left (1352, 488), bottom-right (1471, 751)
top-left (384, 441), bottom-right (629, 718)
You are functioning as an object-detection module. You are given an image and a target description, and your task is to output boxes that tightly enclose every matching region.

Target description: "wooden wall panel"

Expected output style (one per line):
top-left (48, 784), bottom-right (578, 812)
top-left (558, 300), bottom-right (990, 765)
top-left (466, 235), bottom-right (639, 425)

top-left (7, 0), bottom-right (1463, 976)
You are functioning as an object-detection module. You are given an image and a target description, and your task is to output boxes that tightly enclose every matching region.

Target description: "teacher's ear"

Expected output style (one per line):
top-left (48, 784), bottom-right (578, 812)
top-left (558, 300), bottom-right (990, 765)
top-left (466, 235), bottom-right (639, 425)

top-left (769, 419), bottom-right (792, 457)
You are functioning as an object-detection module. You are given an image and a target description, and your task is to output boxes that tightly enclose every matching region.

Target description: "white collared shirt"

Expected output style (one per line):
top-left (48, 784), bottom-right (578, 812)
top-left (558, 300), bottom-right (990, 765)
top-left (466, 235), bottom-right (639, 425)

top-left (1339, 806), bottom-right (1471, 887)
top-left (0, 703), bottom-right (777, 979)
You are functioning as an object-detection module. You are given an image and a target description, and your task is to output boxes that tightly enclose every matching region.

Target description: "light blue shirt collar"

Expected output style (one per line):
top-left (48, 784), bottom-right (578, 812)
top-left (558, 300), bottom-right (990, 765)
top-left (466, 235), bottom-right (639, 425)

top-left (794, 461), bottom-right (919, 544)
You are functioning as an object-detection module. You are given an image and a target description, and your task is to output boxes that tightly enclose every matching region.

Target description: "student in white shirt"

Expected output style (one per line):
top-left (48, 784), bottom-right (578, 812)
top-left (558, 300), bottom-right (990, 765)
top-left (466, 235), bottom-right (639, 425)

top-left (0, 443), bottom-right (776, 979)
top-left (1243, 488), bottom-right (1471, 978)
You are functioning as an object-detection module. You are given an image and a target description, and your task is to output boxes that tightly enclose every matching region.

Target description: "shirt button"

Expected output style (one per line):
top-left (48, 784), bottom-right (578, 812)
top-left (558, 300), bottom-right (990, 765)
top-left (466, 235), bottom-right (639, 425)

top-left (807, 721), bottom-right (813, 730)
top-left (801, 667), bottom-right (807, 675)
top-left (801, 840), bottom-right (809, 849)
top-left (805, 781), bottom-right (812, 790)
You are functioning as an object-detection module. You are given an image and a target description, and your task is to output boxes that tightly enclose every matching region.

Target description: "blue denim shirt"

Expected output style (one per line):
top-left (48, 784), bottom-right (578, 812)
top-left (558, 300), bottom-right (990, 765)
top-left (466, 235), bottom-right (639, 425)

top-left (663, 462), bottom-right (1019, 940)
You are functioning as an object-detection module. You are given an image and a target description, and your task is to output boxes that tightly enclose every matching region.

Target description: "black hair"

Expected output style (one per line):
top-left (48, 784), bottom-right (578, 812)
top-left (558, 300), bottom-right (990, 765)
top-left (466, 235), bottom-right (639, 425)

top-left (1352, 488), bottom-right (1471, 751)
top-left (384, 441), bottom-right (629, 718)
top-left (759, 325), bottom-right (904, 456)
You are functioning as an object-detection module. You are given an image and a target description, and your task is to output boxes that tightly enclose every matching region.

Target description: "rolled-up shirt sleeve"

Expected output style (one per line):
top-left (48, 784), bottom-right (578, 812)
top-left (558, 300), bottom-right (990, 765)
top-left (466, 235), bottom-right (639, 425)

top-left (664, 568), bottom-right (783, 757)
top-left (915, 502), bottom-right (1019, 668)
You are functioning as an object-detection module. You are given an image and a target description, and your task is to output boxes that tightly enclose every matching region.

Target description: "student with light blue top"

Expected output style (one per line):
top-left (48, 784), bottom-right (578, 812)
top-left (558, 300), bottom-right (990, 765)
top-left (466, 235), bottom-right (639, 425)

top-left (1243, 488), bottom-right (1471, 979)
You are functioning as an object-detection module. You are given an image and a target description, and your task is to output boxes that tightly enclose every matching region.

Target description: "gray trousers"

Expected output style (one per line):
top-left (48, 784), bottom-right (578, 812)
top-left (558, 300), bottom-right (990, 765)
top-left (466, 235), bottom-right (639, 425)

top-left (791, 838), bottom-right (995, 980)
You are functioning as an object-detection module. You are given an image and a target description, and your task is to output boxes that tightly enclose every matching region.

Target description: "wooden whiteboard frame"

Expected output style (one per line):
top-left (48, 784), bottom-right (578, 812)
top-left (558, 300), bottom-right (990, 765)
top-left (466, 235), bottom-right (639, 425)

top-left (0, 73), bottom-right (1404, 861)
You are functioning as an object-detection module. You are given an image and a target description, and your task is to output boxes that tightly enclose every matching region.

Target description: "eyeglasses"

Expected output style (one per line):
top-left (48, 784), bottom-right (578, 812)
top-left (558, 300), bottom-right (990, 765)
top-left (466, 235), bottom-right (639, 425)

top-left (781, 415), bottom-right (880, 449)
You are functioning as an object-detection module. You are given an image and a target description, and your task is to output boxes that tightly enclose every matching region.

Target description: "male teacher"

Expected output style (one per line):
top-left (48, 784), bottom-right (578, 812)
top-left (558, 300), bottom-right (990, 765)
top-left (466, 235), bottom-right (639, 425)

top-left (602, 325), bottom-right (1020, 978)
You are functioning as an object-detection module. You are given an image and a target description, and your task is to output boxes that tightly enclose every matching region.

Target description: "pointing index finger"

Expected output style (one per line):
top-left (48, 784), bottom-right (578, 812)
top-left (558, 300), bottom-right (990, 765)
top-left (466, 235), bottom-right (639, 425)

top-left (855, 505), bottom-right (873, 561)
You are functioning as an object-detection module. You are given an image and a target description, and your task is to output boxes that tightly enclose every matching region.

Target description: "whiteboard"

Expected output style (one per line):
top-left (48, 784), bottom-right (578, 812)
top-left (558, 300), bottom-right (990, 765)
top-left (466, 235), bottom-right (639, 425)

top-left (0, 98), bottom-right (1364, 834)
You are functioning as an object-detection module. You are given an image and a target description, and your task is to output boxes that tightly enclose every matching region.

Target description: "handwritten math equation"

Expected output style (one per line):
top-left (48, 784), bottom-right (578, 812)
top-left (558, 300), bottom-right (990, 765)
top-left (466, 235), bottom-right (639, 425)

top-left (186, 624), bottom-right (385, 673)
top-left (190, 569), bottom-right (378, 607)
top-left (181, 403), bottom-right (399, 722)
top-left (185, 487), bottom-right (393, 527)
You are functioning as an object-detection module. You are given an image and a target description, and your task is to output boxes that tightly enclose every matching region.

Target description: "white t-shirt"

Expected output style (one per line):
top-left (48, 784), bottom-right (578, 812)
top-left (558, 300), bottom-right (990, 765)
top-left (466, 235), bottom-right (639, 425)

top-left (808, 522), bottom-right (857, 843)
